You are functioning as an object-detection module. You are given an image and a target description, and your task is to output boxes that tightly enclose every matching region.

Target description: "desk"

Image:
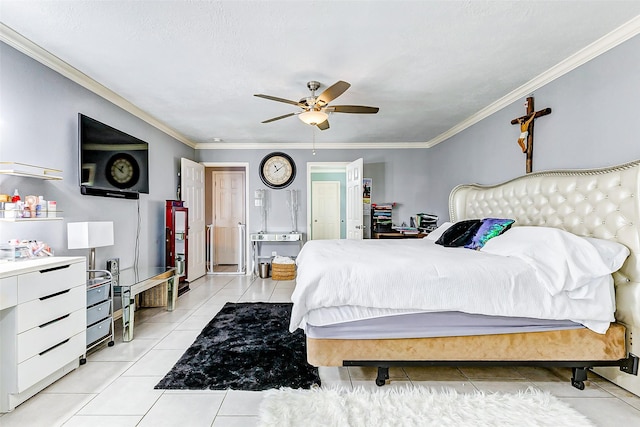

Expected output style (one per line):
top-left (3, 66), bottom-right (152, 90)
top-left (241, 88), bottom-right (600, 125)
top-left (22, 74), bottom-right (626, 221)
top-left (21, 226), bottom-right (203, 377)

top-left (114, 266), bottom-right (177, 342)
top-left (250, 233), bottom-right (303, 275)
top-left (372, 232), bottom-right (427, 239)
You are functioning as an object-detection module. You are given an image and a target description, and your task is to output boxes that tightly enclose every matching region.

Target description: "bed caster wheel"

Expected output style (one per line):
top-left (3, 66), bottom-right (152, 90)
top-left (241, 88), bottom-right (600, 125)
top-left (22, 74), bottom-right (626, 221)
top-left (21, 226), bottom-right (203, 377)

top-left (375, 367), bottom-right (389, 386)
top-left (79, 358), bottom-right (86, 365)
top-left (108, 341), bottom-right (115, 347)
top-left (571, 379), bottom-right (585, 390)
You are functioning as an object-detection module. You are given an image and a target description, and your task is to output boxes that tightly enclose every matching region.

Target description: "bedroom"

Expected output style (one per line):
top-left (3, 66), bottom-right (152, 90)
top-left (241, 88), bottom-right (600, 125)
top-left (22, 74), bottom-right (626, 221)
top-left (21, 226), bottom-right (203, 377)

top-left (1, 1), bottom-right (640, 425)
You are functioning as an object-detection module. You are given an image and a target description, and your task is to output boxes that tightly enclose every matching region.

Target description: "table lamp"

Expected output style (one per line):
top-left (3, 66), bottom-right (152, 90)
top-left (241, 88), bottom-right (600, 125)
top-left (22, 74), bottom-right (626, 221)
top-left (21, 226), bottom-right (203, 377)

top-left (67, 221), bottom-right (114, 271)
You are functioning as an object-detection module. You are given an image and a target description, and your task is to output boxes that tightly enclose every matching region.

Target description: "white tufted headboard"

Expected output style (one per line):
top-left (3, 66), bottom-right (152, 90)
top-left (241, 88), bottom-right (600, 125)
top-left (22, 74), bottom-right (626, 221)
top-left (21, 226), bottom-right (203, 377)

top-left (449, 159), bottom-right (640, 328)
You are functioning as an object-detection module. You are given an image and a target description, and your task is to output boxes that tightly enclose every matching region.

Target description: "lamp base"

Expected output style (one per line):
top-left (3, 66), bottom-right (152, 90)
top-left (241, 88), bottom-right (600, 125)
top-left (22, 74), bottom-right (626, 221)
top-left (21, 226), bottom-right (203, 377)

top-left (88, 247), bottom-right (96, 278)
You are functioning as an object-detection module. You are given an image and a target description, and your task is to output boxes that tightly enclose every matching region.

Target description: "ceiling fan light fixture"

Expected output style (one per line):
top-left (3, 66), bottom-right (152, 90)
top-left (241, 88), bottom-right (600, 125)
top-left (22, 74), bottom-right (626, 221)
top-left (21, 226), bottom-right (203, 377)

top-left (298, 110), bottom-right (328, 126)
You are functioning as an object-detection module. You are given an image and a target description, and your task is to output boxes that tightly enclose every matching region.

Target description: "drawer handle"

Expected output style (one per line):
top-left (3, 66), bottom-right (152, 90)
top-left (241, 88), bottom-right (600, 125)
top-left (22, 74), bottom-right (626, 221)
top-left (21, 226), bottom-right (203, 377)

top-left (39, 338), bottom-right (70, 356)
top-left (40, 289), bottom-right (71, 300)
top-left (39, 264), bottom-right (71, 273)
top-left (39, 313), bottom-right (70, 328)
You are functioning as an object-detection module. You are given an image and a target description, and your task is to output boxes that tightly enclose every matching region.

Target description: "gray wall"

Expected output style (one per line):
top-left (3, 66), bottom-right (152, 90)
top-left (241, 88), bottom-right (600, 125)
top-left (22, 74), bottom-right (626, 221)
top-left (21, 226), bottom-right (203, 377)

top-left (197, 149), bottom-right (429, 256)
top-left (0, 42), bottom-right (194, 270)
top-left (425, 34), bottom-right (640, 221)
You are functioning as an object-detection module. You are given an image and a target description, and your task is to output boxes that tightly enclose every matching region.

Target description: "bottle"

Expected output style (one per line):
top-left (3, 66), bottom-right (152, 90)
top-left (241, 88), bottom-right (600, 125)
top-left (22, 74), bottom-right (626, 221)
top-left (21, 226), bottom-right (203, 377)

top-left (11, 189), bottom-right (20, 203)
top-left (36, 196), bottom-right (44, 218)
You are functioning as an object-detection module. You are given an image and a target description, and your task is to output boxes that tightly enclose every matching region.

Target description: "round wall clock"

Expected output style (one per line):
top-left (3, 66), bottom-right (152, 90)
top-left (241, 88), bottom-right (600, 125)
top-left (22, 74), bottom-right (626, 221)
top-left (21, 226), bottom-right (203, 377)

top-left (106, 153), bottom-right (140, 189)
top-left (259, 152), bottom-right (296, 189)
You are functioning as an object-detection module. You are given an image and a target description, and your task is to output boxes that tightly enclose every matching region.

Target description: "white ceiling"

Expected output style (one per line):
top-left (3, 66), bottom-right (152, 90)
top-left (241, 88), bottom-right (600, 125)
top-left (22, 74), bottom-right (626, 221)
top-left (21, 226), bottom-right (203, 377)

top-left (1, 1), bottom-right (640, 149)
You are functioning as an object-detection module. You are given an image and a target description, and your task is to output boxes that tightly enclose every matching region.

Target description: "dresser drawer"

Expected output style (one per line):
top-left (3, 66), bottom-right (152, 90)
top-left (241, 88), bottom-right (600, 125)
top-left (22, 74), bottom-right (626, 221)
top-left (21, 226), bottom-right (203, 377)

top-left (16, 331), bottom-right (85, 393)
top-left (17, 308), bottom-right (85, 364)
top-left (16, 285), bottom-right (85, 333)
top-left (0, 276), bottom-right (17, 310)
top-left (17, 261), bottom-right (85, 304)
top-left (87, 300), bottom-right (111, 326)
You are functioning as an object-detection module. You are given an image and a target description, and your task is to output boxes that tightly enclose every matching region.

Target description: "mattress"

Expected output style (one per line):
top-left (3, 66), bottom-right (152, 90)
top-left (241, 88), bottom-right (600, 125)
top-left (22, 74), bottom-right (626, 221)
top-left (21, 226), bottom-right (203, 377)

top-left (291, 238), bottom-right (617, 334)
top-left (305, 310), bottom-right (584, 339)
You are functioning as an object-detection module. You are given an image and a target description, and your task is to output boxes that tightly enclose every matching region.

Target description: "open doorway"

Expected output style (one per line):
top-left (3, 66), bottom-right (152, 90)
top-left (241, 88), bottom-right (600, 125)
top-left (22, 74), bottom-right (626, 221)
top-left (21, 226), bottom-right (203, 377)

top-left (203, 163), bottom-right (250, 275)
top-left (307, 162), bottom-right (347, 240)
top-left (306, 160), bottom-right (364, 241)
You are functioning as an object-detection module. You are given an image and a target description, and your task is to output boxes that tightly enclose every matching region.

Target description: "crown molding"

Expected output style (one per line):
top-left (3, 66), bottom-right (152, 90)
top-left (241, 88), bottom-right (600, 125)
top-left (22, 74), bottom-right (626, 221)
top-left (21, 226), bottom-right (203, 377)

top-left (424, 15), bottom-right (640, 148)
top-left (0, 23), bottom-right (198, 149)
top-left (3, 14), bottom-right (638, 152)
top-left (194, 141), bottom-right (428, 150)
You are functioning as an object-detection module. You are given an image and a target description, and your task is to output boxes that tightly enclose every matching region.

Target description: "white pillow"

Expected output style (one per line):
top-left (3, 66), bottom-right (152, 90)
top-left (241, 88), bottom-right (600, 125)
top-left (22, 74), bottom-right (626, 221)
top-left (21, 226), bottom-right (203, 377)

top-left (582, 236), bottom-right (629, 271)
top-left (424, 222), bottom-right (453, 241)
top-left (482, 226), bottom-right (627, 296)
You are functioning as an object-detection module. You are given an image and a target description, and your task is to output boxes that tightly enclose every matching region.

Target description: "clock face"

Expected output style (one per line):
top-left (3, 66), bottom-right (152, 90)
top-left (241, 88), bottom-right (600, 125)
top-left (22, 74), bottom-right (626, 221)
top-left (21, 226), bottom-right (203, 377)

top-left (106, 153), bottom-right (140, 189)
top-left (259, 152), bottom-right (296, 189)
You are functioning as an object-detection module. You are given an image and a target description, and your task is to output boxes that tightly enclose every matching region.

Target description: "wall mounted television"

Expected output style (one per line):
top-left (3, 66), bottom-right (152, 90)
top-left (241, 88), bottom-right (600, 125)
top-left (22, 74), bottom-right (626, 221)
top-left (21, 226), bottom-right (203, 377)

top-left (78, 113), bottom-right (150, 199)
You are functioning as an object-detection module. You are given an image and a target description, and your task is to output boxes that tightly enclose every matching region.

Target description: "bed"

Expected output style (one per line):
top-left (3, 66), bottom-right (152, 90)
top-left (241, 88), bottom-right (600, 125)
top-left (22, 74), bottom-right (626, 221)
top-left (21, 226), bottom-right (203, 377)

top-left (291, 159), bottom-right (640, 392)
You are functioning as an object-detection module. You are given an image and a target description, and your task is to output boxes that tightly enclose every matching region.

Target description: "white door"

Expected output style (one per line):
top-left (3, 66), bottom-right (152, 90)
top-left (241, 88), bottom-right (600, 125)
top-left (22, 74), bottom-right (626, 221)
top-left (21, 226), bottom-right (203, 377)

top-left (311, 181), bottom-right (341, 240)
top-left (181, 158), bottom-right (206, 281)
top-left (213, 171), bottom-right (245, 265)
top-left (346, 158), bottom-right (364, 239)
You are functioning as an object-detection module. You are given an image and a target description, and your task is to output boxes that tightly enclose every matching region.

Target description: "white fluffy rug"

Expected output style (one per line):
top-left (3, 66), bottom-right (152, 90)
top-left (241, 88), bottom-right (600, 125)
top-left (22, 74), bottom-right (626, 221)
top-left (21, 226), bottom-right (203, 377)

top-left (258, 386), bottom-right (595, 427)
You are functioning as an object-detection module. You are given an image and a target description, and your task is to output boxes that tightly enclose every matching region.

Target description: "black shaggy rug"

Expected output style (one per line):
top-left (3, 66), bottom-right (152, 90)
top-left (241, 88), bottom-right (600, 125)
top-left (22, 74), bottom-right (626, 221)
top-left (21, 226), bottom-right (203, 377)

top-left (155, 302), bottom-right (321, 391)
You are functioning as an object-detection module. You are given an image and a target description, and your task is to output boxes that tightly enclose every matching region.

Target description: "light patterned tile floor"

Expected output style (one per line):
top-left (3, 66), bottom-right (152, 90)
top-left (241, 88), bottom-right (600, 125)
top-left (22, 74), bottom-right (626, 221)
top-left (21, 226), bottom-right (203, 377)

top-left (1, 274), bottom-right (640, 426)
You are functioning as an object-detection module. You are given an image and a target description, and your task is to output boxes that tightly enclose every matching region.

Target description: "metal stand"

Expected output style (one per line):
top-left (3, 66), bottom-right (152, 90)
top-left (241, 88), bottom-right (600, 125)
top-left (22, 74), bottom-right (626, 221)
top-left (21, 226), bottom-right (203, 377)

top-left (81, 269), bottom-right (115, 364)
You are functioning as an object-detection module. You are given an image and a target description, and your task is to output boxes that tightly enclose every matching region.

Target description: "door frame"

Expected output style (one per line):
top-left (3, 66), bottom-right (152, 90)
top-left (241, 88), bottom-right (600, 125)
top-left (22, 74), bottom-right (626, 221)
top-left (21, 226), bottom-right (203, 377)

top-left (202, 162), bottom-right (251, 275)
top-left (306, 162), bottom-right (348, 240)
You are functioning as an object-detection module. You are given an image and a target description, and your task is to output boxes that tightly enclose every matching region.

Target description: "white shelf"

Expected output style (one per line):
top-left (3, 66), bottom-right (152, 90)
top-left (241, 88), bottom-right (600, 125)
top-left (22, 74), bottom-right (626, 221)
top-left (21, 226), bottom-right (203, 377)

top-left (0, 217), bottom-right (63, 222)
top-left (0, 162), bottom-right (62, 180)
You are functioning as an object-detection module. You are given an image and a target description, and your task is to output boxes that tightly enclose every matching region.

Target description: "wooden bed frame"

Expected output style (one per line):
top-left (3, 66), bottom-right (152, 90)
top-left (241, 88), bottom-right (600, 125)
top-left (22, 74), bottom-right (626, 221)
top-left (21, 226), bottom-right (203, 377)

top-left (305, 159), bottom-right (640, 393)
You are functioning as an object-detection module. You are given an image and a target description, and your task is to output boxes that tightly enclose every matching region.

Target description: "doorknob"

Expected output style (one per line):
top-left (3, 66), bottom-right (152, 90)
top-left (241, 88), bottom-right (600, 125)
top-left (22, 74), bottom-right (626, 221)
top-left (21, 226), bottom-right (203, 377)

top-left (314, 220), bottom-right (318, 222)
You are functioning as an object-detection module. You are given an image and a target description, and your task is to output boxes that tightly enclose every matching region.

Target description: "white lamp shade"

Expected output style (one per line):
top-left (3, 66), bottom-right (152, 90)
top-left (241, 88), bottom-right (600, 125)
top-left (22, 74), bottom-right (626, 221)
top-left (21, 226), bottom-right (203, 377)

top-left (67, 221), bottom-right (114, 249)
top-left (298, 110), bottom-right (328, 125)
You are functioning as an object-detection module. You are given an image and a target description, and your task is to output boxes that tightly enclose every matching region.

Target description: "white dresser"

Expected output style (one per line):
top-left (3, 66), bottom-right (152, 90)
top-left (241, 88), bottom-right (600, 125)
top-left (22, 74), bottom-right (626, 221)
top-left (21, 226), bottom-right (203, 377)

top-left (0, 256), bottom-right (86, 413)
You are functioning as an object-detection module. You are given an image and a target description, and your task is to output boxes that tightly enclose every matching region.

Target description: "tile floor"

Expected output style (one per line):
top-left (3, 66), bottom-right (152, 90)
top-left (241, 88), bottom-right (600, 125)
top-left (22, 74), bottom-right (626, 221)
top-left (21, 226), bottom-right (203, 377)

top-left (1, 274), bottom-right (640, 426)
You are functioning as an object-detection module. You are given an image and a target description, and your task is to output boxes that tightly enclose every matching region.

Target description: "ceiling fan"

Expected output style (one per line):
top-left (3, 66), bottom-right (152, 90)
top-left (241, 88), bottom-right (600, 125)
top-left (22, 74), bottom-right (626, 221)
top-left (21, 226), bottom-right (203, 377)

top-left (254, 80), bottom-right (379, 130)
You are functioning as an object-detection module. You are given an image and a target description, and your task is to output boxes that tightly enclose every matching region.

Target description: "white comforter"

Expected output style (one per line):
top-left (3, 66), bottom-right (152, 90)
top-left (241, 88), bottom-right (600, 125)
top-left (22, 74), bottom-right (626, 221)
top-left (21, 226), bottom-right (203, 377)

top-left (290, 236), bottom-right (618, 334)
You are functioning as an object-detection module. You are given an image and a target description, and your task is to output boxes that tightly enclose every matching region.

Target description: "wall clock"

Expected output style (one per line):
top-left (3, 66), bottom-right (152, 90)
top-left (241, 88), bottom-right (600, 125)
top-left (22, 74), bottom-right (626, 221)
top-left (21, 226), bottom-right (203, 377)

top-left (259, 152), bottom-right (296, 189)
top-left (106, 153), bottom-right (140, 189)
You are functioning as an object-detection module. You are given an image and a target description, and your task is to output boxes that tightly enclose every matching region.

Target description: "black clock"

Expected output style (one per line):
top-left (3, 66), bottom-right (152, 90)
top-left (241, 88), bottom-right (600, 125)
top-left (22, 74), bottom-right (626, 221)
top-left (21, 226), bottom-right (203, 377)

top-left (259, 152), bottom-right (296, 189)
top-left (105, 153), bottom-right (140, 189)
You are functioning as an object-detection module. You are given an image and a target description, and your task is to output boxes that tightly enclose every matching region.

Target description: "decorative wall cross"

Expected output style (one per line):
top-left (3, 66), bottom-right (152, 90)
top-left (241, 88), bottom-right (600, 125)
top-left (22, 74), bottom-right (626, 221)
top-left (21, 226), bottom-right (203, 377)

top-left (510, 96), bottom-right (551, 173)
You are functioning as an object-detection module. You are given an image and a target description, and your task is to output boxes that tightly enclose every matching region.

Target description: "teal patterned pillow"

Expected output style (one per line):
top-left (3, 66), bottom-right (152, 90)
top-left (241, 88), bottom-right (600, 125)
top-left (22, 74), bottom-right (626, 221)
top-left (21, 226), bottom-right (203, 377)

top-left (465, 218), bottom-right (515, 250)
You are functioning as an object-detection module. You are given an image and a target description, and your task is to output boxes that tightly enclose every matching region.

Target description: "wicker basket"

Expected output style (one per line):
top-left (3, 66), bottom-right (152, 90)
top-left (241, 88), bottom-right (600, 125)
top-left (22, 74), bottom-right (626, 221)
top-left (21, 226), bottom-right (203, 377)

top-left (271, 262), bottom-right (296, 280)
top-left (137, 282), bottom-right (167, 307)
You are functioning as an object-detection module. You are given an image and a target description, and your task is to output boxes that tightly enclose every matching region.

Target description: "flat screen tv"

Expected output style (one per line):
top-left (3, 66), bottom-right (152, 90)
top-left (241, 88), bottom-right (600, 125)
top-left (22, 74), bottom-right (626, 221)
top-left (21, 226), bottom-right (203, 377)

top-left (78, 113), bottom-right (150, 199)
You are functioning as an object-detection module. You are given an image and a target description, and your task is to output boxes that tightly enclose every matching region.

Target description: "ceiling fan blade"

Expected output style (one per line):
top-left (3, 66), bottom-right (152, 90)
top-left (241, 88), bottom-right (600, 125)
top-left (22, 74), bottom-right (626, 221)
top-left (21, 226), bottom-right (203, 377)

top-left (261, 112), bottom-right (296, 123)
top-left (317, 119), bottom-right (330, 131)
top-left (316, 81), bottom-right (351, 106)
top-left (254, 94), bottom-right (302, 107)
top-left (329, 105), bottom-right (379, 114)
